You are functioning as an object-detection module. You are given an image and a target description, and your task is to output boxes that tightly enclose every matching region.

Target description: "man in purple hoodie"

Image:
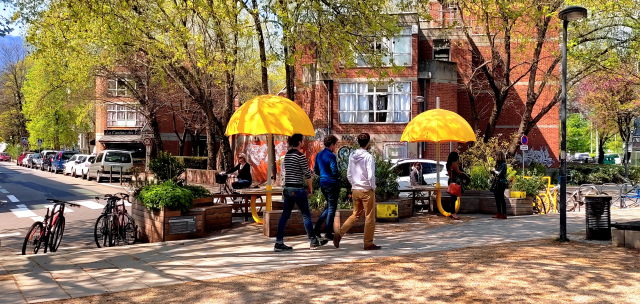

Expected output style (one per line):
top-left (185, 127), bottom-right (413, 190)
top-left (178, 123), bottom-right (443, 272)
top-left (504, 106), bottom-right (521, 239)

top-left (333, 133), bottom-right (381, 250)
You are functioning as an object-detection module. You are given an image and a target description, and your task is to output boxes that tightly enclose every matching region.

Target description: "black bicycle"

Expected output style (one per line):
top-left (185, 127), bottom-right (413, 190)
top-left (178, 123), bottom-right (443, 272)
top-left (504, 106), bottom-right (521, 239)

top-left (22, 199), bottom-right (80, 255)
top-left (94, 193), bottom-right (137, 248)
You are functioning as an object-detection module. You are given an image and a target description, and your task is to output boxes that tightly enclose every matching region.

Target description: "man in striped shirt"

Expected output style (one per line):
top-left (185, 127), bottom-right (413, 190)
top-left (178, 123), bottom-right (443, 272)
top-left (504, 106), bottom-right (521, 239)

top-left (274, 133), bottom-right (328, 251)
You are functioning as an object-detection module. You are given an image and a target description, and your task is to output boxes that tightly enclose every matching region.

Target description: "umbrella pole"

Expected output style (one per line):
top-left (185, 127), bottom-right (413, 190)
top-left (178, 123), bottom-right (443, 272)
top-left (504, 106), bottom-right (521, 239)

top-left (266, 134), bottom-right (273, 211)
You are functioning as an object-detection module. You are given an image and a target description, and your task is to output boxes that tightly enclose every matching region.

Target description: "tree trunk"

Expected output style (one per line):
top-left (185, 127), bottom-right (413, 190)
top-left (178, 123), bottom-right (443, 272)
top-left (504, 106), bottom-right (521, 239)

top-left (150, 115), bottom-right (163, 157)
top-left (597, 136), bottom-right (606, 164)
top-left (205, 124), bottom-right (217, 170)
top-left (251, 0), bottom-right (269, 94)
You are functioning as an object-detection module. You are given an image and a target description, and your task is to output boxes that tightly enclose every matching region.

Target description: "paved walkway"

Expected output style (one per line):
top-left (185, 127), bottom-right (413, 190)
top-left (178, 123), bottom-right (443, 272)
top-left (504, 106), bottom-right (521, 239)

top-left (2, 209), bottom-right (639, 303)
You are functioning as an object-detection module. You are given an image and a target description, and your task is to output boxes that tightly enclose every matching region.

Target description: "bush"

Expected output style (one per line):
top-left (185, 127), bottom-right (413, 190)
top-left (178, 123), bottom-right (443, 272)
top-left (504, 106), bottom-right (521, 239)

top-left (176, 156), bottom-right (208, 170)
top-left (138, 180), bottom-right (194, 211)
top-left (374, 152), bottom-right (399, 201)
top-left (528, 162), bottom-right (547, 176)
top-left (308, 189), bottom-right (325, 211)
top-left (5, 144), bottom-right (21, 159)
top-left (468, 165), bottom-right (491, 190)
top-left (511, 174), bottom-right (546, 198)
top-left (567, 163), bottom-right (637, 185)
top-left (182, 184), bottom-right (211, 199)
top-left (461, 133), bottom-right (515, 174)
top-left (149, 151), bottom-right (185, 182)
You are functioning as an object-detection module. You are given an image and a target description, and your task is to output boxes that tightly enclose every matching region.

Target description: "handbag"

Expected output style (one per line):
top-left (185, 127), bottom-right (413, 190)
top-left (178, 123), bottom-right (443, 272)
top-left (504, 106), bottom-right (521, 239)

top-left (447, 182), bottom-right (462, 197)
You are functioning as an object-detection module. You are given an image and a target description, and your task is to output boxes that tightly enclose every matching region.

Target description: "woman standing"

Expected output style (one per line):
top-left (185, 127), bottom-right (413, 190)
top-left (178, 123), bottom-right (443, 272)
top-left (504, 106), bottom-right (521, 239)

top-left (491, 151), bottom-right (508, 219)
top-left (445, 152), bottom-right (465, 220)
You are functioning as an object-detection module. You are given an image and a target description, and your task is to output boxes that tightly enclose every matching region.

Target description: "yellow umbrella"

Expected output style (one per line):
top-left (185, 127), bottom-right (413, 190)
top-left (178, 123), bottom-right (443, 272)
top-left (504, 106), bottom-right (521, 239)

top-left (226, 94), bottom-right (314, 136)
top-left (401, 108), bottom-right (476, 216)
top-left (225, 95), bottom-right (315, 223)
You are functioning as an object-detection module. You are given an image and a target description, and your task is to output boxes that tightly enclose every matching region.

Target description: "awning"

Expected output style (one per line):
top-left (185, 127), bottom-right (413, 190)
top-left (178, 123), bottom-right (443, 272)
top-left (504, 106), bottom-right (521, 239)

top-left (98, 135), bottom-right (141, 143)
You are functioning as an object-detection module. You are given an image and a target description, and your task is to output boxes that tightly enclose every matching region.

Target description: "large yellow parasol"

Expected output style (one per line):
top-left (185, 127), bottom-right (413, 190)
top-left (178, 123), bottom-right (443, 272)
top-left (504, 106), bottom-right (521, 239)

top-left (225, 95), bottom-right (314, 223)
top-left (401, 108), bottom-right (476, 216)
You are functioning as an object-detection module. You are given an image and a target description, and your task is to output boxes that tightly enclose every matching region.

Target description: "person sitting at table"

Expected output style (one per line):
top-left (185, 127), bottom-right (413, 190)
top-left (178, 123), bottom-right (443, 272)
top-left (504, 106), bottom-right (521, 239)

top-left (410, 162), bottom-right (425, 186)
top-left (225, 153), bottom-right (252, 190)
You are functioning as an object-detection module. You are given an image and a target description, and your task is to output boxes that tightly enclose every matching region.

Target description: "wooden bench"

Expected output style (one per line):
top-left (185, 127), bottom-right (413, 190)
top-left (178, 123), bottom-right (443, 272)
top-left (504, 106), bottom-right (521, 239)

top-left (612, 221), bottom-right (640, 250)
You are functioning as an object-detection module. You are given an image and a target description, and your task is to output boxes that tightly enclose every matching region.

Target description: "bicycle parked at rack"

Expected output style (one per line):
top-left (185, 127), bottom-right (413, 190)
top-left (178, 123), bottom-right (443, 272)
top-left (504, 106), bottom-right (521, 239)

top-left (94, 193), bottom-right (137, 248)
top-left (22, 199), bottom-right (79, 255)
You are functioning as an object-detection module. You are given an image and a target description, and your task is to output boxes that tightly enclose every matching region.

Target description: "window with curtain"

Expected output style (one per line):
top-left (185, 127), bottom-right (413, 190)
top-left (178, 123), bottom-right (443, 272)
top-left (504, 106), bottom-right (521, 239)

top-left (106, 103), bottom-right (145, 127)
top-left (107, 78), bottom-right (136, 97)
top-left (338, 82), bottom-right (411, 123)
top-left (356, 27), bottom-right (413, 67)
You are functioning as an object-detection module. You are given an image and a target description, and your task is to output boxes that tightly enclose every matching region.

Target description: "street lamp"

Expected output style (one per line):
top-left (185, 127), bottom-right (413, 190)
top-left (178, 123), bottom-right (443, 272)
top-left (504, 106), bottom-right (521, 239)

top-left (558, 5), bottom-right (587, 242)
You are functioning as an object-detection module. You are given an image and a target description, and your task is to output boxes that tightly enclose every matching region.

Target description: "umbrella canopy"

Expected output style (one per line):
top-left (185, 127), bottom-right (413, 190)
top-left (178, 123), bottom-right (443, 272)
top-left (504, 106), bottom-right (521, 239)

top-left (225, 95), bottom-right (314, 137)
top-left (400, 109), bottom-right (476, 143)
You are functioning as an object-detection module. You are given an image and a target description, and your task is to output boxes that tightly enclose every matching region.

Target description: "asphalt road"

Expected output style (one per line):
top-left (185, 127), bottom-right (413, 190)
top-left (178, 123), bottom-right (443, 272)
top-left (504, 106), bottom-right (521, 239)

top-left (0, 161), bottom-right (129, 255)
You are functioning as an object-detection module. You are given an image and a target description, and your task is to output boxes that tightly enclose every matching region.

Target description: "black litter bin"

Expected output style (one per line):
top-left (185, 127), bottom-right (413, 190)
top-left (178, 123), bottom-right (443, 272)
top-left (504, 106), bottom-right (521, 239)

top-left (584, 195), bottom-right (611, 240)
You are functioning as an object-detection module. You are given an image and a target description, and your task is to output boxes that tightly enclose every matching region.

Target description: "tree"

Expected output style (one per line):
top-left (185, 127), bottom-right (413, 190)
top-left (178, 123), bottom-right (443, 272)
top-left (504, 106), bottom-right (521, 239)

top-left (450, 0), bottom-right (575, 156)
top-left (0, 43), bottom-right (28, 144)
top-left (566, 113), bottom-right (590, 155)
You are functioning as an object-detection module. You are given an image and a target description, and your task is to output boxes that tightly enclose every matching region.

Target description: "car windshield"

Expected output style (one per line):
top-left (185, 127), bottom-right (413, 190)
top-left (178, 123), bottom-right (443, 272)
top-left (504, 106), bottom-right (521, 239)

top-left (78, 156), bottom-right (86, 162)
top-left (33, 154), bottom-right (41, 159)
top-left (62, 152), bottom-right (77, 160)
top-left (45, 152), bottom-right (57, 158)
top-left (105, 152), bottom-right (131, 163)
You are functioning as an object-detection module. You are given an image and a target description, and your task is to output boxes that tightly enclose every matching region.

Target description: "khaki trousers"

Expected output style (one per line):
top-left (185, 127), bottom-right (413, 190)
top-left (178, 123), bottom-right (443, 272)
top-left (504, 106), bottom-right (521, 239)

top-left (338, 189), bottom-right (376, 246)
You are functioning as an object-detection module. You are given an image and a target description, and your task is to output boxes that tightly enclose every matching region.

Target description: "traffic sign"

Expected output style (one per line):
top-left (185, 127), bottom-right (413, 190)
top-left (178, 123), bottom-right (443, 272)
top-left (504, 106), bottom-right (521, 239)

top-left (21, 137), bottom-right (28, 147)
top-left (520, 145), bottom-right (529, 151)
top-left (520, 135), bottom-right (528, 145)
top-left (37, 139), bottom-right (43, 147)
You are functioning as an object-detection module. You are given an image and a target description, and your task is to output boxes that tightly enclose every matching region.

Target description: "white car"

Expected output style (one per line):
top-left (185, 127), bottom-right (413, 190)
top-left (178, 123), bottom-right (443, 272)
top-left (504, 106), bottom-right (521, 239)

top-left (392, 159), bottom-right (449, 193)
top-left (64, 154), bottom-right (88, 175)
top-left (22, 154), bottom-right (33, 167)
top-left (73, 155), bottom-right (96, 179)
top-left (87, 150), bottom-right (134, 182)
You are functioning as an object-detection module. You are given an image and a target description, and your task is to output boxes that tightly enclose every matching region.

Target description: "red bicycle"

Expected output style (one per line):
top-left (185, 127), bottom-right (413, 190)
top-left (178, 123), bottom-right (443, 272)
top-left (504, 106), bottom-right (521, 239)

top-left (22, 199), bottom-right (79, 255)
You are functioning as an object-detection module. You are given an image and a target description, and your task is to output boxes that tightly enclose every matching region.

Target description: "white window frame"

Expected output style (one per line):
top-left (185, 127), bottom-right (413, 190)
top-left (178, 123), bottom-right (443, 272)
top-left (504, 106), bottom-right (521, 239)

top-left (356, 28), bottom-right (413, 67)
top-left (338, 82), bottom-right (412, 124)
top-left (106, 103), bottom-right (145, 128)
top-left (107, 78), bottom-right (135, 97)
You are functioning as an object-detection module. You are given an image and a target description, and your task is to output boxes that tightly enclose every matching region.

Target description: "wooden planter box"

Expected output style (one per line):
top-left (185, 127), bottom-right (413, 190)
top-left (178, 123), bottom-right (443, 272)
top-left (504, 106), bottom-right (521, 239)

top-left (263, 210), bottom-right (320, 237)
top-left (132, 197), bottom-right (232, 243)
top-left (507, 198), bottom-right (534, 216)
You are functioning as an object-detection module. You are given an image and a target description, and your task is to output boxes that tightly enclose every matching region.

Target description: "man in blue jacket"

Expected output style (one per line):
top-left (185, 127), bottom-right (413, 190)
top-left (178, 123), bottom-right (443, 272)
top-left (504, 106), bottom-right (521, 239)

top-left (313, 135), bottom-right (340, 241)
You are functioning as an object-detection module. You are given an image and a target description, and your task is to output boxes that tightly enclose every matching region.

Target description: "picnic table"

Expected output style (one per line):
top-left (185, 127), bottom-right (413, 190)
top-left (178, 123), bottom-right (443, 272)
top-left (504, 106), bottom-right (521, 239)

top-left (398, 185), bottom-right (442, 213)
top-left (212, 188), bottom-right (283, 223)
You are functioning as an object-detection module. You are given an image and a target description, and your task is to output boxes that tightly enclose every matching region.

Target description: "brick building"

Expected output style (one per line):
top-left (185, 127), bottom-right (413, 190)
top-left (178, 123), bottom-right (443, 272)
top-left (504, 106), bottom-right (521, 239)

top-left (292, 2), bottom-right (559, 167)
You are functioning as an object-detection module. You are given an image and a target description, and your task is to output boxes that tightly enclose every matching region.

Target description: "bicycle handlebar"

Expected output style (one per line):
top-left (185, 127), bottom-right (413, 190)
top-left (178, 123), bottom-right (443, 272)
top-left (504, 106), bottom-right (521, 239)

top-left (46, 198), bottom-right (80, 207)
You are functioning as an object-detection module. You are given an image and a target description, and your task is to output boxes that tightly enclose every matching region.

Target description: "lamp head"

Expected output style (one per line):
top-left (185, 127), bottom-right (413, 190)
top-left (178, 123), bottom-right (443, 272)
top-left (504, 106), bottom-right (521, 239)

top-left (559, 6), bottom-right (588, 22)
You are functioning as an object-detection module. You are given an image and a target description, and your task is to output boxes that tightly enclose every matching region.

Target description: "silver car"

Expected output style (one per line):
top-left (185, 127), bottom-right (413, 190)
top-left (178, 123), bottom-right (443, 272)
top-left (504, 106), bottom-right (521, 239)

top-left (87, 150), bottom-right (134, 183)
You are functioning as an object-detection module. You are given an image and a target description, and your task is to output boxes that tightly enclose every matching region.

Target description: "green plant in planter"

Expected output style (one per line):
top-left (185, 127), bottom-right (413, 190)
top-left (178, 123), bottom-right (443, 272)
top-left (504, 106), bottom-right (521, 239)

top-left (182, 185), bottom-right (211, 199)
top-left (373, 152), bottom-right (399, 201)
top-left (138, 180), bottom-right (194, 211)
top-left (149, 151), bottom-right (185, 182)
top-left (308, 189), bottom-right (325, 211)
top-left (468, 165), bottom-right (491, 190)
top-left (510, 174), bottom-right (546, 198)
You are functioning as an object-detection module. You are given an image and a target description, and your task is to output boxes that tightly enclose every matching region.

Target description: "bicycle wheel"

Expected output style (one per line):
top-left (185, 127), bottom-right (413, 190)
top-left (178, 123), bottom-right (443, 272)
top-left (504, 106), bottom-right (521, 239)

top-left (94, 214), bottom-right (109, 248)
top-left (22, 222), bottom-right (44, 255)
top-left (533, 195), bottom-right (548, 214)
top-left (49, 216), bottom-right (66, 252)
top-left (122, 214), bottom-right (137, 245)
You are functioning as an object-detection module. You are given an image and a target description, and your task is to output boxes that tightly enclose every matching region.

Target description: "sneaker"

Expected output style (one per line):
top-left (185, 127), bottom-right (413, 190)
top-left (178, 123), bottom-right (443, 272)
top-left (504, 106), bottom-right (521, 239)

top-left (274, 243), bottom-right (293, 252)
top-left (310, 239), bottom-right (327, 250)
top-left (364, 244), bottom-right (382, 250)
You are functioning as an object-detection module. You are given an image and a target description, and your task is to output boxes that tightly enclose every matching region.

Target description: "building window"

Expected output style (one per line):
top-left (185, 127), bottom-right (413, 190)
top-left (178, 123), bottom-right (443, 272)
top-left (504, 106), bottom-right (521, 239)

top-left (106, 103), bottom-right (145, 127)
top-left (356, 28), bottom-right (412, 67)
top-left (107, 78), bottom-right (135, 97)
top-left (384, 142), bottom-right (408, 160)
top-left (433, 39), bottom-right (451, 61)
top-left (339, 82), bottom-right (411, 123)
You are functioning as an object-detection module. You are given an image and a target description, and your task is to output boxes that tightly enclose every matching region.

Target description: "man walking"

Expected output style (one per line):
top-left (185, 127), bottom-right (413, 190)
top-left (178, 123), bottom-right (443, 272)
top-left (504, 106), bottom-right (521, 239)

top-left (274, 134), bottom-right (327, 252)
top-left (333, 133), bottom-right (381, 250)
top-left (314, 135), bottom-right (340, 241)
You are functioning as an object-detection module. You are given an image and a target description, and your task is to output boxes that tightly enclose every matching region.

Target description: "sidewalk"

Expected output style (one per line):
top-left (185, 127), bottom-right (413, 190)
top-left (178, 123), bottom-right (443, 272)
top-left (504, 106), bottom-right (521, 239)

top-left (2, 209), bottom-right (639, 303)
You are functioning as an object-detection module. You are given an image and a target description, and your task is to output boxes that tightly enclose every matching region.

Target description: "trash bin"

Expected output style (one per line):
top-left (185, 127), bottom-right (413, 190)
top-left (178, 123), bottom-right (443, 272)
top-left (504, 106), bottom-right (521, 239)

top-left (584, 195), bottom-right (611, 240)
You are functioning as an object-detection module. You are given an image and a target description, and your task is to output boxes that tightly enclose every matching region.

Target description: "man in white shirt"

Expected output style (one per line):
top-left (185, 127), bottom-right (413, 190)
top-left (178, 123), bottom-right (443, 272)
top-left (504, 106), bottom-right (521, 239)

top-left (333, 133), bottom-right (381, 250)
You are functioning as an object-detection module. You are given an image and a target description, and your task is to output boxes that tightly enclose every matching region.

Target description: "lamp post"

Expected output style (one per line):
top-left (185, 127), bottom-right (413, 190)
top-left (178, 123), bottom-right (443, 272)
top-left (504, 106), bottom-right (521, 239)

top-left (558, 5), bottom-right (587, 242)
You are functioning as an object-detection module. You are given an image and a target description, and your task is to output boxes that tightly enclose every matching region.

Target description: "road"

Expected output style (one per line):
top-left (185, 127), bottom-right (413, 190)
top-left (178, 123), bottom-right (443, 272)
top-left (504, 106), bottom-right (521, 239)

top-left (0, 161), bottom-right (129, 255)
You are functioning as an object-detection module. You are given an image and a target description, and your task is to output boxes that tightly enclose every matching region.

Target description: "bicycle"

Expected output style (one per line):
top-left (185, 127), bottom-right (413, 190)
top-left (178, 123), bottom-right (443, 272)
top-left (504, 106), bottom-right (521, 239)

top-left (22, 199), bottom-right (79, 255)
top-left (94, 193), bottom-right (137, 248)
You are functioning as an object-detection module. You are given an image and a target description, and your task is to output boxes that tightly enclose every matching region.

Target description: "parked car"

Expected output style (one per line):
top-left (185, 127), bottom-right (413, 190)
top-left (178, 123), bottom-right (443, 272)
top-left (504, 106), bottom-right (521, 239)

top-left (22, 153), bottom-right (34, 167)
top-left (392, 159), bottom-right (449, 194)
top-left (17, 152), bottom-right (30, 166)
top-left (28, 153), bottom-right (42, 169)
top-left (0, 152), bottom-right (11, 161)
top-left (87, 150), bottom-right (134, 182)
top-left (63, 154), bottom-right (87, 175)
top-left (51, 151), bottom-right (80, 174)
top-left (572, 153), bottom-right (591, 164)
top-left (40, 150), bottom-right (59, 171)
top-left (73, 155), bottom-right (96, 179)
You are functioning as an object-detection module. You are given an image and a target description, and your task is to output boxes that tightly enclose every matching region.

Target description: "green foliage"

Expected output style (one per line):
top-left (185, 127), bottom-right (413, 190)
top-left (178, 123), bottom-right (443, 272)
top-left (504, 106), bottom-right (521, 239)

top-left (567, 113), bottom-right (590, 153)
top-left (149, 151), bottom-right (185, 182)
top-left (468, 165), bottom-right (491, 191)
top-left (181, 185), bottom-right (211, 199)
top-left (511, 174), bottom-right (546, 198)
top-left (568, 163), bottom-right (640, 185)
top-left (138, 180), bottom-right (194, 211)
top-left (175, 156), bottom-right (208, 170)
top-left (527, 162), bottom-right (547, 177)
top-left (308, 189), bottom-right (325, 211)
top-left (373, 152), bottom-right (399, 201)
top-left (461, 133), bottom-right (513, 173)
top-left (5, 144), bottom-right (22, 159)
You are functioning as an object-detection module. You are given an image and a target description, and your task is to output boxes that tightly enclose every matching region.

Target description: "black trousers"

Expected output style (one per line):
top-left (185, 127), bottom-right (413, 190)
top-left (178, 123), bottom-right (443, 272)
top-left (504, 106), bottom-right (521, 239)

top-left (494, 186), bottom-right (507, 215)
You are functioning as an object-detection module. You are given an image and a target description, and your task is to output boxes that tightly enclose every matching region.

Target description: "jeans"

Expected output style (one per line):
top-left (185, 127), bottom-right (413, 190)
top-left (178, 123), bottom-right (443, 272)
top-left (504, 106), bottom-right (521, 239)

top-left (232, 179), bottom-right (251, 189)
top-left (276, 187), bottom-right (317, 244)
top-left (338, 189), bottom-right (376, 246)
top-left (446, 195), bottom-right (458, 214)
top-left (314, 183), bottom-right (338, 237)
top-left (494, 185), bottom-right (507, 215)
